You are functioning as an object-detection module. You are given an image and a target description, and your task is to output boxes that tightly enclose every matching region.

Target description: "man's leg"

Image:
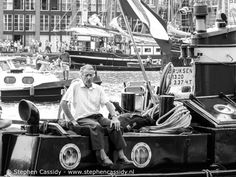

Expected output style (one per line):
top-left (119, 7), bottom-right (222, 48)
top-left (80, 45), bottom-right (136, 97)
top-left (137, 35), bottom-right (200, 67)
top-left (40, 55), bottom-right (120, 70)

top-left (98, 116), bottom-right (133, 165)
top-left (77, 118), bottom-right (105, 151)
top-left (77, 117), bottom-right (113, 166)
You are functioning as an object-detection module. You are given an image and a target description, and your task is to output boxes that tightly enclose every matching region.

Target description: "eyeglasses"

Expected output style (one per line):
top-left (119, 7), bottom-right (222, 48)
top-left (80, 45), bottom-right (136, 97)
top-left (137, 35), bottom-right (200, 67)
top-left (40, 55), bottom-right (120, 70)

top-left (83, 73), bottom-right (95, 78)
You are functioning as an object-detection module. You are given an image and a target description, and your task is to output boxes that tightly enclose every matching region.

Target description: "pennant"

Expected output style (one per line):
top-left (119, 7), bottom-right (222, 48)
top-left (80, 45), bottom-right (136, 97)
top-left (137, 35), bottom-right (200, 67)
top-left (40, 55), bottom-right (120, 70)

top-left (119, 0), bottom-right (172, 54)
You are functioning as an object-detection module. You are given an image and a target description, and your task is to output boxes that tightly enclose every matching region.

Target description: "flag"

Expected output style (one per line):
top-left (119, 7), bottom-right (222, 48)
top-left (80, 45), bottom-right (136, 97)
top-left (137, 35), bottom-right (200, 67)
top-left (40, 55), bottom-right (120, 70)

top-left (119, 0), bottom-right (172, 54)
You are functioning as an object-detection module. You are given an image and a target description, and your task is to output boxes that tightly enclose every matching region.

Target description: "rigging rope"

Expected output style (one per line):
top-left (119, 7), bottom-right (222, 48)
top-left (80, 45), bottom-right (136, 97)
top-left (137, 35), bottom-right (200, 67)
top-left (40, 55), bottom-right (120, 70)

top-left (159, 62), bottom-right (174, 95)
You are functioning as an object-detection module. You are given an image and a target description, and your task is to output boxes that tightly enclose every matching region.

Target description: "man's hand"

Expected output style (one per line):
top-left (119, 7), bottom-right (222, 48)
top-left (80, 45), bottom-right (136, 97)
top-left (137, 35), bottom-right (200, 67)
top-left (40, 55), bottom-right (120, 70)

top-left (71, 119), bottom-right (78, 126)
top-left (110, 116), bottom-right (121, 131)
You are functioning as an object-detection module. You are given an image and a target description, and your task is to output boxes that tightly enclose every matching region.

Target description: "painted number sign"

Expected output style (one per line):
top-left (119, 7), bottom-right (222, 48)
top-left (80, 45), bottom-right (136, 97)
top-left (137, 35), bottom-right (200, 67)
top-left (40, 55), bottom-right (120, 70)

top-left (171, 67), bottom-right (194, 86)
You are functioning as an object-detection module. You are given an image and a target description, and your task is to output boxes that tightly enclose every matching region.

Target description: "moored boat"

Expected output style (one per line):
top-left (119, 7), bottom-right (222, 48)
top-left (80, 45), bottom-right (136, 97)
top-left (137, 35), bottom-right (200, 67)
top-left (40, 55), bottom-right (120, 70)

top-left (0, 56), bottom-right (71, 102)
top-left (67, 30), bottom-right (164, 71)
top-left (1, 0), bottom-right (236, 176)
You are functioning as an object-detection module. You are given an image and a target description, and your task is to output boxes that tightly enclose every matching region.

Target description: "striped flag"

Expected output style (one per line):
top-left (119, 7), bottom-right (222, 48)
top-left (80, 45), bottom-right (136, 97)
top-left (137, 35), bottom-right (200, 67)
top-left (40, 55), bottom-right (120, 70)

top-left (119, 0), bottom-right (172, 54)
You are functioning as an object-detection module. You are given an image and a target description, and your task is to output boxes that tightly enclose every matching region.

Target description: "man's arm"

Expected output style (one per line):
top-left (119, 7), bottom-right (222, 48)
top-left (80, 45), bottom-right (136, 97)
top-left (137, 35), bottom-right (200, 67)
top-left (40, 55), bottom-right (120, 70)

top-left (60, 100), bottom-right (78, 126)
top-left (105, 101), bottom-right (117, 118)
top-left (105, 102), bottom-right (120, 131)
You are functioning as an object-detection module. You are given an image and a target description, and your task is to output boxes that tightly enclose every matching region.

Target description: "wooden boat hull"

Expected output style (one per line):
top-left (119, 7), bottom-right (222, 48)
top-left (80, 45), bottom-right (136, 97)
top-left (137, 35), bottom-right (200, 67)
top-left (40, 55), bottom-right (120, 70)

top-left (0, 79), bottom-right (72, 102)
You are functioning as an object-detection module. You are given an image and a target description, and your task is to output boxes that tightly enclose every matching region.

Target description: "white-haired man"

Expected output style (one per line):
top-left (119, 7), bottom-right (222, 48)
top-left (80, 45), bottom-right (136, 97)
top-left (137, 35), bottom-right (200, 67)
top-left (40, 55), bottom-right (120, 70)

top-left (60, 64), bottom-right (133, 167)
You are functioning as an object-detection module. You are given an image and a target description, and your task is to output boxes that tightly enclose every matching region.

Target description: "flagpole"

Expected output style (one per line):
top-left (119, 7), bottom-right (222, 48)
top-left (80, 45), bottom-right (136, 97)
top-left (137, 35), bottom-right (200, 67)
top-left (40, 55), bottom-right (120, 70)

top-left (118, 0), bottom-right (157, 104)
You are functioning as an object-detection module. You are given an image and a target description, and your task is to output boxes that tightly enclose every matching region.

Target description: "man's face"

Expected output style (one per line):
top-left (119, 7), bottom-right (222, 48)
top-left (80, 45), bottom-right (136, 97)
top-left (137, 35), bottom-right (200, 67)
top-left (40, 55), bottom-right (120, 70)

top-left (81, 69), bottom-right (95, 88)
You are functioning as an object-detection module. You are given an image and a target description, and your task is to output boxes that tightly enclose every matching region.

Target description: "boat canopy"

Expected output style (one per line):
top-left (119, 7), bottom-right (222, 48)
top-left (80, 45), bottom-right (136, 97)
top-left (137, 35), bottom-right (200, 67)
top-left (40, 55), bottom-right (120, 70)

top-left (66, 26), bottom-right (114, 38)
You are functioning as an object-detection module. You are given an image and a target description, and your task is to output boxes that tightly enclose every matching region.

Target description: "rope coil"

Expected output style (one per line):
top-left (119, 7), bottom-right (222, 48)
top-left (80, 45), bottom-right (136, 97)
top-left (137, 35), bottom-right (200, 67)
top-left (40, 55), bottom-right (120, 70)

top-left (141, 102), bottom-right (192, 134)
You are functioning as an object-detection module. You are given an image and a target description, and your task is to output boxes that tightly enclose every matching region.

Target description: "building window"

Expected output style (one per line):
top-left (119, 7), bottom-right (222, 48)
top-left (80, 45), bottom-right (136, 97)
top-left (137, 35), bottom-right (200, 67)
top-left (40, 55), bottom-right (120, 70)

top-left (3, 0), bottom-right (13, 10)
top-left (40, 15), bottom-right (49, 31)
top-left (4, 15), bottom-right (13, 31)
top-left (51, 15), bottom-right (61, 31)
top-left (61, 15), bottom-right (71, 30)
top-left (51, 0), bottom-right (61, 11)
top-left (14, 0), bottom-right (24, 10)
top-left (98, 0), bottom-right (105, 12)
top-left (62, 0), bottom-right (72, 11)
top-left (76, 0), bottom-right (82, 11)
top-left (25, 0), bottom-right (35, 10)
top-left (14, 14), bottom-right (24, 31)
top-left (41, 0), bottom-right (49, 10)
top-left (25, 15), bottom-right (35, 31)
top-left (90, 0), bottom-right (96, 12)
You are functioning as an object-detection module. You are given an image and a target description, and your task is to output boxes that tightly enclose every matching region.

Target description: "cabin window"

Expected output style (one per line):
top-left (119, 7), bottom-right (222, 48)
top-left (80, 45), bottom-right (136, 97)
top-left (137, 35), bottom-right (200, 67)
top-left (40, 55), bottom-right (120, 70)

top-left (4, 76), bottom-right (16, 84)
top-left (144, 48), bottom-right (151, 52)
top-left (154, 47), bottom-right (161, 54)
top-left (143, 47), bottom-right (152, 54)
top-left (22, 77), bottom-right (34, 84)
top-left (156, 48), bottom-right (160, 52)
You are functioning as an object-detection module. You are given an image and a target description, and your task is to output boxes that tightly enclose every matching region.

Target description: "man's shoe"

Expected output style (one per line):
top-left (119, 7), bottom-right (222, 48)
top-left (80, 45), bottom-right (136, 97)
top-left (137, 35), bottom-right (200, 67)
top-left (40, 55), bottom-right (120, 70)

top-left (100, 157), bottom-right (114, 167)
top-left (116, 156), bottom-right (134, 165)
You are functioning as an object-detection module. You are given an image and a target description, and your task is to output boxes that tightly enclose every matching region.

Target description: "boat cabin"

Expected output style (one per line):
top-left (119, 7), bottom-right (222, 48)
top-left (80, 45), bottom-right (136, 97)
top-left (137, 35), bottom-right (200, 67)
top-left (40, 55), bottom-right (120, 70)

top-left (2, 1), bottom-right (236, 176)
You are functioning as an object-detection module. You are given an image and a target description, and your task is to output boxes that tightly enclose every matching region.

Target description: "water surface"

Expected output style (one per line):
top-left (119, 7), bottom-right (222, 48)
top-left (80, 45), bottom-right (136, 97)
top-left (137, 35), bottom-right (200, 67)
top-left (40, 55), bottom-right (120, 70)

top-left (1, 71), bottom-right (160, 120)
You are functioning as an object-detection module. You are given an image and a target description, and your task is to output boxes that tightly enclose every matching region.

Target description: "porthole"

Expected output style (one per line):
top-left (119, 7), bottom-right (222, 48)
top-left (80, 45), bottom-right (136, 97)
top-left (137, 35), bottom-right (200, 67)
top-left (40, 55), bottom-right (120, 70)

top-left (22, 77), bottom-right (34, 84)
top-left (4, 76), bottom-right (16, 84)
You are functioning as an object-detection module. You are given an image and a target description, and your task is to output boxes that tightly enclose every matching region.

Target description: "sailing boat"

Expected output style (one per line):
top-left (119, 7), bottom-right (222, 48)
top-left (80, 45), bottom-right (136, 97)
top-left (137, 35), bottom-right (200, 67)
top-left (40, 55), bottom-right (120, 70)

top-left (65, 2), bottom-right (164, 71)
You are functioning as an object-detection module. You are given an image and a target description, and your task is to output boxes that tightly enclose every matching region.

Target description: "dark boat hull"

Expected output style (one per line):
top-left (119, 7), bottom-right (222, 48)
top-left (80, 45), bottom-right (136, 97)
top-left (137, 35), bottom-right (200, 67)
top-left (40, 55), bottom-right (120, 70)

top-left (68, 50), bottom-right (162, 71)
top-left (1, 131), bottom-right (209, 176)
top-left (0, 79), bottom-right (72, 102)
top-left (71, 63), bottom-right (161, 71)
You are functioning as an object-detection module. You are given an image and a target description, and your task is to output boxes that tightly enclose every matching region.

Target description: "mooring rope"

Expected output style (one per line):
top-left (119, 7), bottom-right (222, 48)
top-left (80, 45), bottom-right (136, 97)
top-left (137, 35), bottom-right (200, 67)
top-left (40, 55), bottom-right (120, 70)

top-left (141, 102), bottom-right (192, 134)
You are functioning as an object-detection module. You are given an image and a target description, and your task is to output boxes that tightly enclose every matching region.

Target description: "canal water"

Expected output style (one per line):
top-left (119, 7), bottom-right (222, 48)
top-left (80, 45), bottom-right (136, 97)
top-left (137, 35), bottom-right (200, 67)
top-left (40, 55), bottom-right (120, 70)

top-left (1, 71), bottom-right (160, 120)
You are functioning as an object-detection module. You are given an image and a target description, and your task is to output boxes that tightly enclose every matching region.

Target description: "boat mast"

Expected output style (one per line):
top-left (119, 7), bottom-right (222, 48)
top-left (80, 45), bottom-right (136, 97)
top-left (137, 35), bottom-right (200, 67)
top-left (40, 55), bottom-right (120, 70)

top-left (81, 0), bottom-right (88, 25)
top-left (118, 0), bottom-right (157, 103)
